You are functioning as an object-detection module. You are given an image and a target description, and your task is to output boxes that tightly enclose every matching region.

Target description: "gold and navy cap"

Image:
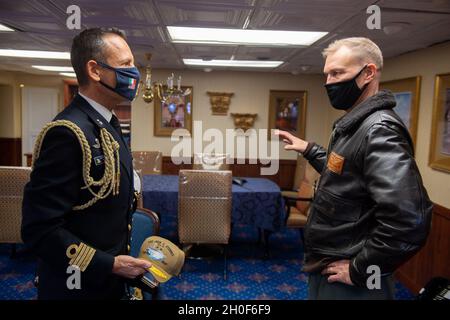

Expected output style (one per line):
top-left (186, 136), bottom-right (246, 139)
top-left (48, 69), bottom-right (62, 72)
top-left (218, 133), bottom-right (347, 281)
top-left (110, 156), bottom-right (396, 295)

top-left (139, 236), bottom-right (185, 283)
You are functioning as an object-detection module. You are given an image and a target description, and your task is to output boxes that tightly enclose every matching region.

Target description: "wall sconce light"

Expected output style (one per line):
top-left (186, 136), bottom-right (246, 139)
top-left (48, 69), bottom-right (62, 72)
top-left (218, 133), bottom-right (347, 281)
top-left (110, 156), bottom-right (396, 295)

top-left (142, 53), bottom-right (154, 103)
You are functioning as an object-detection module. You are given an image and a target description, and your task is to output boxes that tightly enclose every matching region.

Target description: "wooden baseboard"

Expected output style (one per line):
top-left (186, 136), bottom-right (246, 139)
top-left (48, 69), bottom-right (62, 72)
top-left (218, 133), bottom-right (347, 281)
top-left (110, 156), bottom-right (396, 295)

top-left (0, 138), bottom-right (22, 166)
top-left (395, 203), bottom-right (450, 294)
top-left (21, 153), bottom-right (299, 190)
top-left (395, 270), bottom-right (422, 294)
top-left (162, 156), bottom-right (297, 190)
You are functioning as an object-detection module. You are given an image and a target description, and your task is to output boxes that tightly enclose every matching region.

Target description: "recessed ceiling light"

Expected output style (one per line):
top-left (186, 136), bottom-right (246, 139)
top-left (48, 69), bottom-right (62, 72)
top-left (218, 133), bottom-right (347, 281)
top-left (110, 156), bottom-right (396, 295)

top-left (32, 65), bottom-right (74, 72)
top-left (383, 22), bottom-right (410, 35)
top-left (59, 72), bottom-right (77, 77)
top-left (300, 65), bottom-right (310, 71)
top-left (0, 24), bottom-right (14, 32)
top-left (168, 27), bottom-right (328, 47)
top-left (0, 49), bottom-right (70, 59)
top-left (183, 59), bottom-right (283, 68)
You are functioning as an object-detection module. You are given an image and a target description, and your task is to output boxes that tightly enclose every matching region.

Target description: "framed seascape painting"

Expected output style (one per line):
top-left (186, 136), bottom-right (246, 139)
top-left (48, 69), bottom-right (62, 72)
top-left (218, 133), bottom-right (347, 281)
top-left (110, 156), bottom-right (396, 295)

top-left (268, 90), bottom-right (307, 140)
top-left (154, 86), bottom-right (193, 137)
top-left (380, 76), bottom-right (421, 145)
top-left (429, 73), bottom-right (450, 173)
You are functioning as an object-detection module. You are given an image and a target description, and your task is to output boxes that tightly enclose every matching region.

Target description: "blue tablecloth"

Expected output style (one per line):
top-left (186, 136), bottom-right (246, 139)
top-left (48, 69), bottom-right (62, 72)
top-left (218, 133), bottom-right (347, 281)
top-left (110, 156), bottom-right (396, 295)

top-left (142, 175), bottom-right (286, 232)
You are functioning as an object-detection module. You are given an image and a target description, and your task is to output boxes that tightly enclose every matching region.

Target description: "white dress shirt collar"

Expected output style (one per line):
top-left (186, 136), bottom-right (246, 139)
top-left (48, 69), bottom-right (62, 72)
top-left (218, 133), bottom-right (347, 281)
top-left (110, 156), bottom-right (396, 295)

top-left (78, 92), bottom-right (113, 122)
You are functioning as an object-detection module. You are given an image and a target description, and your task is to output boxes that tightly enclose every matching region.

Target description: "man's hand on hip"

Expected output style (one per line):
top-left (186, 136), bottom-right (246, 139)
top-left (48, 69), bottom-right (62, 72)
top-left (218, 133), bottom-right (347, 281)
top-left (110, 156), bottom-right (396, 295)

top-left (321, 259), bottom-right (354, 286)
top-left (112, 255), bottom-right (152, 279)
top-left (275, 130), bottom-right (309, 153)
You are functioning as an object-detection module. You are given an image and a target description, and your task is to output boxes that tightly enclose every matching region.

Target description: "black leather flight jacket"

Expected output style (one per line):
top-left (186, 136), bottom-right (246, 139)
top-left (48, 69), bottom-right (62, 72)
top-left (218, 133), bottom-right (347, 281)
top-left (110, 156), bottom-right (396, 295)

top-left (302, 90), bottom-right (433, 287)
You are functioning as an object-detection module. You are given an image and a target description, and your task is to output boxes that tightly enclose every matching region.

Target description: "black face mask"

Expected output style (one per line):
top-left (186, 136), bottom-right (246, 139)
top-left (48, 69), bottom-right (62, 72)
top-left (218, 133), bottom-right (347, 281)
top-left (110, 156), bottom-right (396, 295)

top-left (324, 65), bottom-right (368, 110)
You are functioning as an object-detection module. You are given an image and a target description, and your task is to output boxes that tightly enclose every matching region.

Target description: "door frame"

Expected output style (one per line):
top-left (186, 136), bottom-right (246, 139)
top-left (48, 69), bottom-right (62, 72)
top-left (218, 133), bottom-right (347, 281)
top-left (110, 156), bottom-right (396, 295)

top-left (21, 86), bottom-right (59, 166)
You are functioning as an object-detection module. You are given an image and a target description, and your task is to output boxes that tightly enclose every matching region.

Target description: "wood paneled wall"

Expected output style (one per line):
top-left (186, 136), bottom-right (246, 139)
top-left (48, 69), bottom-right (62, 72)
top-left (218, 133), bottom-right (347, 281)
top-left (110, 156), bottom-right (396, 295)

top-left (25, 154), bottom-right (298, 189)
top-left (395, 203), bottom-right (450, 294)
top-left (162, 156), bottom-right (297, 190)
top-left (0, 138), bottom-right (21, 166)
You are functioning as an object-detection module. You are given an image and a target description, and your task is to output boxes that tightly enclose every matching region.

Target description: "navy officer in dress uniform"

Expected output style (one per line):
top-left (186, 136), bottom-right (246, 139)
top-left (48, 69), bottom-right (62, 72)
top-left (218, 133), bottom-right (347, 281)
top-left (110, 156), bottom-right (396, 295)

top-left (21, 27), bottom-right (151, 299)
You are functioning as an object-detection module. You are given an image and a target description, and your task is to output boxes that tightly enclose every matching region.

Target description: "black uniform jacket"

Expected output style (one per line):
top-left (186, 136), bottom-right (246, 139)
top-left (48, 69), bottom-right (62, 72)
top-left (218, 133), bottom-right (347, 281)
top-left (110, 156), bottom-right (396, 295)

top-left (22, 94), bottom-right (134, 299)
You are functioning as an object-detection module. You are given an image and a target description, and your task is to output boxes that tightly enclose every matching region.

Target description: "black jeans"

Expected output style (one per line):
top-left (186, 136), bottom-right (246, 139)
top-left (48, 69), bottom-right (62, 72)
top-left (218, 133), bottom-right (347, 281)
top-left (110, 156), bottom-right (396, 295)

top-left (308, 273), bottom-right (395, 300)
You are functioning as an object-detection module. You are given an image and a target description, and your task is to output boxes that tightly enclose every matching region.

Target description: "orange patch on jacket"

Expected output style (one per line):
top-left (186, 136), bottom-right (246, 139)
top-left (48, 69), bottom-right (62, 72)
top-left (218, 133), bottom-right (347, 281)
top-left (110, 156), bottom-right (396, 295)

top-left (327, 152), bottom-right (345, 175)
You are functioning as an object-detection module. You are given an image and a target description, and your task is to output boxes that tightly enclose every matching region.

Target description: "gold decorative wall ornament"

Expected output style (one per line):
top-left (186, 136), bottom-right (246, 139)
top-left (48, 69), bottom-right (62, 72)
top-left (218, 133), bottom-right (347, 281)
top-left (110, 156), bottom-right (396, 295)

top-left (207, 92), bottom-right (234, 115)
top-left (230, 113), bottom-right (257, 131)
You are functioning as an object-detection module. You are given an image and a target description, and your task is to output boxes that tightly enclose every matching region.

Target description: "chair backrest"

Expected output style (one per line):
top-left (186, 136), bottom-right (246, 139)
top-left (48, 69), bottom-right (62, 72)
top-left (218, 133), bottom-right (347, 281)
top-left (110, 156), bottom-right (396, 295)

top-left (132, 151), bottom-right (162, 175)
top-left (0, 166), bottom-right (31, 243)
top-left (128, 207), bottom-right (160, 300)
top-left (178, 170), bottom-right (232, 244)
top-left (193, 153), bottom-right (230, 170)
top-left (304, 162), bottom-right (320, 185)
top-left (296, 182), bottom-right (315, 215)
top-left (296, 163), bottom-right (320, 215)
top-left (129, 207), bottom-right (160, 258)
top-left (292, 156), bottom-right (307, 191)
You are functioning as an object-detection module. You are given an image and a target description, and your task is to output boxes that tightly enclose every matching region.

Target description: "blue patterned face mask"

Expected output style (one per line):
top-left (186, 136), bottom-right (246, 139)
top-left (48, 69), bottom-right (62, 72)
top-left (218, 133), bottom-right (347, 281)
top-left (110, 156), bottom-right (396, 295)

top-left (97, 61), bottom-right (140, 101)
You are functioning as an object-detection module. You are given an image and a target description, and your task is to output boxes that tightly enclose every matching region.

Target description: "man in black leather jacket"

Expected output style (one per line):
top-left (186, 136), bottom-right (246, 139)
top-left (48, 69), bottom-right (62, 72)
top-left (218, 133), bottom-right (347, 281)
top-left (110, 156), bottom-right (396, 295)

top-left (277, 37), bottom-right (432, 299)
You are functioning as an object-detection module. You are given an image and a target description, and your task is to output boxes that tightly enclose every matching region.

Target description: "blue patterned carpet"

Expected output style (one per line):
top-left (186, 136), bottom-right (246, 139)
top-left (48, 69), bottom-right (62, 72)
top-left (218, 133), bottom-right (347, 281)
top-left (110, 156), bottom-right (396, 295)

top-left (0, 215), bottom-right (415, 300)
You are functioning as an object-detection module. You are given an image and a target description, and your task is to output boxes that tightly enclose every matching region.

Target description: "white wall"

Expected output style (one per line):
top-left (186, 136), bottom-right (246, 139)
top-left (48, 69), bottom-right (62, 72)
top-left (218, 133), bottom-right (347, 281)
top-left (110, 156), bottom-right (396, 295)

top-left (0, 71), bottom-right (65, 138)
top-left (131, 69), bottom-right (332, 160)
top-left (0, 84), bottom-right (14, 137)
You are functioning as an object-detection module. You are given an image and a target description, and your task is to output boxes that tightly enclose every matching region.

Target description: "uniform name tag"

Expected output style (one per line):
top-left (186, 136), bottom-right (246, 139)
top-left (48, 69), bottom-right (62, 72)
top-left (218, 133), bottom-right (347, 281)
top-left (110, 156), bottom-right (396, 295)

top-left (327, 151), bottom-right (344, 175)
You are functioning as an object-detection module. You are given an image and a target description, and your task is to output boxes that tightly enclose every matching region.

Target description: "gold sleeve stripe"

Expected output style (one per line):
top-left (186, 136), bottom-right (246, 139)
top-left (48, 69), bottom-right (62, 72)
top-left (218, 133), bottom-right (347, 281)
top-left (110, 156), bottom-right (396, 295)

top-left (78, 247), bottom-right (94, 270)
top-left (80, 248), bottom-right (96, 272)
top-left (72, 243), bottom-right (89, 267)
top-left (66, 243), bottom-right (97, 272)
top-left (74, 245), bottom-right (94, 271)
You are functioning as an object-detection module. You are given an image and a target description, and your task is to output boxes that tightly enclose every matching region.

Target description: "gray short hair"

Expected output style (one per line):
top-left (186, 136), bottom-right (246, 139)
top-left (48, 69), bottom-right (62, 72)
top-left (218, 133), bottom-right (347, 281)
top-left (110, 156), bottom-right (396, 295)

top-left (322, 37), bottom-right (383, 70)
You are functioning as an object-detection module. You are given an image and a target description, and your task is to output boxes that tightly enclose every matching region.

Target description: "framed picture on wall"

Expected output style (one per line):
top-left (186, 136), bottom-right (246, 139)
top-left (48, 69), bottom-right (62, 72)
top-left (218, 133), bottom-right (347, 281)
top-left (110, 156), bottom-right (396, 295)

top-left (63, 79), bottom-right (78, 107)
top-left (268, 90), bottom-right (307, 140)
top-left (154, 86), bottom-right (193, 137)
top-left (380, 76), bottom-right (421, 145)
top-left (429, 73), bottom-right (450, 173)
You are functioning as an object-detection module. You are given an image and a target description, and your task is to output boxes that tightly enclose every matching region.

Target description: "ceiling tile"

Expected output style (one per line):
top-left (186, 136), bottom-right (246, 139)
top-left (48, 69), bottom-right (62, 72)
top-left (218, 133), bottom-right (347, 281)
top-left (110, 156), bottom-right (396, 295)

top-left (156, 0), bottom-right (252, 28)
top-left (0, 0), bottom-right (449, 74)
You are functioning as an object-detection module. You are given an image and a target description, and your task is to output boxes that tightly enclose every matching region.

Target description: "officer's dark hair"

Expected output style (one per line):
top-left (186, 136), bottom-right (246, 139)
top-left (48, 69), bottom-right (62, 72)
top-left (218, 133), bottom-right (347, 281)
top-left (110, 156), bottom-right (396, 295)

top-left (71, 27), bottom-right (126, 87)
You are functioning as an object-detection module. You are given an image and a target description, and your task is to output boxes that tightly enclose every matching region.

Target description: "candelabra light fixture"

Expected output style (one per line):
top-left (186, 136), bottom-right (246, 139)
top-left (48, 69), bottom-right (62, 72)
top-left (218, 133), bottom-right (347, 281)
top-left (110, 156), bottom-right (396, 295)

top-left (141, 53), bottom-right (191, 107)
